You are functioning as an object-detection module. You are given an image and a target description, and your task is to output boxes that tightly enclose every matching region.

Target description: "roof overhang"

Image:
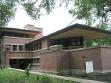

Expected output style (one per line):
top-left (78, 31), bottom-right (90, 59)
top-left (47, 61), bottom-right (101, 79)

top-left (46, 24), bottom-right (111, 40)
top-left (26, 24), bottom-right (111, 45)
top-left (1, 27), bottom-right (40, 36)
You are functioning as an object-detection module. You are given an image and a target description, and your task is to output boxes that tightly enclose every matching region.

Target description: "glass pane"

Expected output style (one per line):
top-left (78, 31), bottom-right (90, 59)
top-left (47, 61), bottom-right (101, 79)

top-left (19, 45), bottom-right (23, 51)
top-left (13, 45), bottom-right (17, 51)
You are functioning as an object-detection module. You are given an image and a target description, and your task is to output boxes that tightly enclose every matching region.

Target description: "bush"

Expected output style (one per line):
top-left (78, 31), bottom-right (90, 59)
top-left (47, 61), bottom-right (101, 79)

top-left (25, 64), bottom-right (31, 77)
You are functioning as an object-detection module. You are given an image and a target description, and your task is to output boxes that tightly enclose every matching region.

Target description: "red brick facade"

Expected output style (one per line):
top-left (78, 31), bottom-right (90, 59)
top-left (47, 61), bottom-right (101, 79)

top-left (1, 24), bottom-right (111, 74)
top-left (39, 46), bottom-right (111, 74)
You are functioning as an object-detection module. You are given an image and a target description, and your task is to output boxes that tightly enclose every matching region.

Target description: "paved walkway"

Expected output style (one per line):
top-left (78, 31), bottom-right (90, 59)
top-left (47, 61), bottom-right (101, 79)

top-left (8, 68), bottom-right (107, 83)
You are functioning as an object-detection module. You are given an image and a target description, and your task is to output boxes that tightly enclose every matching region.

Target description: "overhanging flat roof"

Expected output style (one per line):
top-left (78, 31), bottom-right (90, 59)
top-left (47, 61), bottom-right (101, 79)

top-left (0, 27), bottom-right (41, 36)
top-left (27, 24), bottom-right (111, 45)
top-left (43, 24), bottom-right (111, 40)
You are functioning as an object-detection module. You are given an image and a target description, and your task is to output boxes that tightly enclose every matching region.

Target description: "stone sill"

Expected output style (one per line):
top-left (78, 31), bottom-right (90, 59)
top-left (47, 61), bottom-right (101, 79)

top-left (32, 63), bottom-right (40, 66)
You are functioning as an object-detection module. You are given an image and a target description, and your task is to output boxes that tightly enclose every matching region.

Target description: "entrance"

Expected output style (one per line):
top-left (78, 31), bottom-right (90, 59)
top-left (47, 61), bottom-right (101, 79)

top-left (9, 59), bottom-right (33, 69)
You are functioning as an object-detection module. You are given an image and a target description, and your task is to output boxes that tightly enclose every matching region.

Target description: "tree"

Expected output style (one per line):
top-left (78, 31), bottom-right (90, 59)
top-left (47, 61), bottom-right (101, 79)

top-left (68, 0), bottom-right (111, 46)
top-left (0, 0), bottom-right (15, 26)
top-left (0, 0), bottom-right (72, 26)
top-left (1, 0), bottom-right (111, 27)
top-left (0, 0), bottom-right (79, 27)
top-left (0, 0), bottom-right (54, 26)
top-left (69, 0), bottom-right (111, 27)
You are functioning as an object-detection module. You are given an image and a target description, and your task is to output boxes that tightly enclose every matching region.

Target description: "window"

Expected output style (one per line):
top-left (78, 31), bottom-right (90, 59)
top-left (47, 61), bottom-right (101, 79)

top-left (38, 42), bottom-right (42, 49)
top-left (33, 58), bottom-right (40, 63)
top-left (37, 58), bottom-right (40, 63)
top-left (12, 45), bottom-right (17, 51)
top-left (35, 43), bottom-right (38, 50)
top-left (19, 45), bottom-right (24, 51)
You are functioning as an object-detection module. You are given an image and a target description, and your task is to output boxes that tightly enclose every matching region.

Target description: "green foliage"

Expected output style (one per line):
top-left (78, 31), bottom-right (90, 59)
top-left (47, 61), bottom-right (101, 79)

top-left (0, 0), bottom-right (16, 26)
top-left (0, 69), bottom-right (76, 83)
top-left (0, 0), bottom-right (74, 26)
top-left (69, 0), bottom-right (111, 28)
top-left (21, 0), bottom-right (71, 19)
top-left (69, 0), bottom-right (111, 46)
top-left (0, 65), bottom-right (5, 70)
top-left (1, 0), bottom-right (111, 28)
top-left (72, 0), bottom-right (111, 19)
top-left (0, 0), bottom-right (56, 26)
top-left (84, 36), bottom-right (111, 47)
top-left (23, 1), bottom-right (41, 19)
top-left (25, 64), bottom-right (31, 77)
top-left (40, 0), bottom-right (55, 14)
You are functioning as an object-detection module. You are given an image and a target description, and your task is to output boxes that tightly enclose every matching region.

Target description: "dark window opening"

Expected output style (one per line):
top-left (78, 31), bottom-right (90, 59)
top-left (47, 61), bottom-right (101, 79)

top-left (19, 45), bottom-right (24, 51)
top-left (10, 59), bottom-right (33, 69)
top-left (49, 37), bottom-right (83, 49)
top-left (25, 41), bottom-right (42, 51)
top-left (12, 45), bottom-right (17, 51)
top-left (33, 58), bottom-right (40, 63)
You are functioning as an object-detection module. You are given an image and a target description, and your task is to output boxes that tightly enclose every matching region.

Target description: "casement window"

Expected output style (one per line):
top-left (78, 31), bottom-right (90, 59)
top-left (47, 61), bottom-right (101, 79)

top-left (12, 45), bottom-right (24, 51)
top-left (33, 58), bottom-right (40, 63)
top-left (19, 45), bottom-right (24, 51)
top-left (37, 58), bottom-right (40, 63)
top-left (12, 45), bottom-right (17, 51)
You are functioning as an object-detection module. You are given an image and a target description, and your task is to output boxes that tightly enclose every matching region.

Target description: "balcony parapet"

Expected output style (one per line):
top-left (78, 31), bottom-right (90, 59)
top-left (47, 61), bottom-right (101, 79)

top-left (65, 46), bottom-right (111, 52)
top-left (6, 51), bottom-right (33, 59)
top-left (49, 45), bottom-right (63, 51)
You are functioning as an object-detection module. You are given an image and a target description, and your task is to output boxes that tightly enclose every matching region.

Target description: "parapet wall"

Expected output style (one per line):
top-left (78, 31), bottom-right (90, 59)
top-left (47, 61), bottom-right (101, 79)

top-left (6, 45), bottom-right (111, 74)
top-left (39, 45), bottom-right (111, 74)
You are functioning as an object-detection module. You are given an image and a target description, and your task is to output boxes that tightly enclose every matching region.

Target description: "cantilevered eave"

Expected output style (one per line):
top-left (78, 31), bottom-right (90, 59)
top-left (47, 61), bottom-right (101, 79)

top-left (26, 24), bottom-right (111, 45)
top-left (0, 27), bottom-right (41, 36)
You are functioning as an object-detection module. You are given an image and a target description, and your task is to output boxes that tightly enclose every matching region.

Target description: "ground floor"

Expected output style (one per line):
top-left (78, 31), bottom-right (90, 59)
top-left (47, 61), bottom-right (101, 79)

top-left (38, 45), bottom-right (111, 74)
top-left (4, 45), bottom-right (111, 74)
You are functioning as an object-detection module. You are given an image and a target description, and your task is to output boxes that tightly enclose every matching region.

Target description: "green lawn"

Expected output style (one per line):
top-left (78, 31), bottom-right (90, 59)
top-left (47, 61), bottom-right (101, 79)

top-left (0, 68), bottom-right (78, 83)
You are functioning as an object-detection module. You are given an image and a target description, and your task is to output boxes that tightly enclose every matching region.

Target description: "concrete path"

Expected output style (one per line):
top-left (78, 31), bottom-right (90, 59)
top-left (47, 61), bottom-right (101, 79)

top-left (8, 68), bottom-right (107, 83)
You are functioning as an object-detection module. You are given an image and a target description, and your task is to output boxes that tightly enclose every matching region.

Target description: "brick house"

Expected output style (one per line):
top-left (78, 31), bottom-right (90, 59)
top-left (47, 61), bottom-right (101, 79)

top-left (1, 24), bottom-right (111, 74)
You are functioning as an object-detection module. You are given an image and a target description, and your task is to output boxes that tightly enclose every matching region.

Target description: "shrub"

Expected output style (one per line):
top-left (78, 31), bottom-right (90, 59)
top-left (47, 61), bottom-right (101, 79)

top-left (25, 64), bottom-right (31, 77)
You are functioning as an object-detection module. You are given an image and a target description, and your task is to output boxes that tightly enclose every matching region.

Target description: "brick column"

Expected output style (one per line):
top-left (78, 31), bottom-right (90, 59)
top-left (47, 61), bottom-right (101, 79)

top-left (40, 45), bottom-right (70, 74)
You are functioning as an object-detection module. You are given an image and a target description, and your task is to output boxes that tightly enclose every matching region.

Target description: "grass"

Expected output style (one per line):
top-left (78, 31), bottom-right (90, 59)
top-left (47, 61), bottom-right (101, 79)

top-left (0, 68), bottom-right (79, 83)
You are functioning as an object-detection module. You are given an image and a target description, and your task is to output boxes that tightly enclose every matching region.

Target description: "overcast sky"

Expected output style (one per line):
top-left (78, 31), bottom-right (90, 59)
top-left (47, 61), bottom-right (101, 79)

top-left (7, 6), bottom-right (84, 36)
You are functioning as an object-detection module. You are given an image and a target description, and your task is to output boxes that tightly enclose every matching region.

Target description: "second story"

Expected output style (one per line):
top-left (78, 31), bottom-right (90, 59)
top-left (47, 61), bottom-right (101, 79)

top-left (1, 23), bottom-right (111, 53)
top-left (25, 24), bottom-right (111, 51)
top-left (1, 24), bottom-right (43, 52)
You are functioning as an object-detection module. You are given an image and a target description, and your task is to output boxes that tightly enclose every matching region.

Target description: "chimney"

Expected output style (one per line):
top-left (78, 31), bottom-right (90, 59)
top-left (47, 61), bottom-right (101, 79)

top-left (23, 24), bottom-right (43, 32)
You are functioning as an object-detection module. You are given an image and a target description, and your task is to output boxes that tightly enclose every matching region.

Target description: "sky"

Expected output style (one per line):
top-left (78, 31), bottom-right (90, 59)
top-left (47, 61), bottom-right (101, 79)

top-left (7, 6), bottom-right (84, 36)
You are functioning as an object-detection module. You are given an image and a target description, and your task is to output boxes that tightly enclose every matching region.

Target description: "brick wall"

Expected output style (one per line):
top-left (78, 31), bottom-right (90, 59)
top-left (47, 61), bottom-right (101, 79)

top-left (70, 47), bottom-right (102, 73)
top-left (39, 46), bottom-right (105, 74)
top-left (7, 51), bottom-right (33, 59)
top-left (6, 46), bottom-right (111, 73)
top-left (101, 47), bottom-right (111, 72)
